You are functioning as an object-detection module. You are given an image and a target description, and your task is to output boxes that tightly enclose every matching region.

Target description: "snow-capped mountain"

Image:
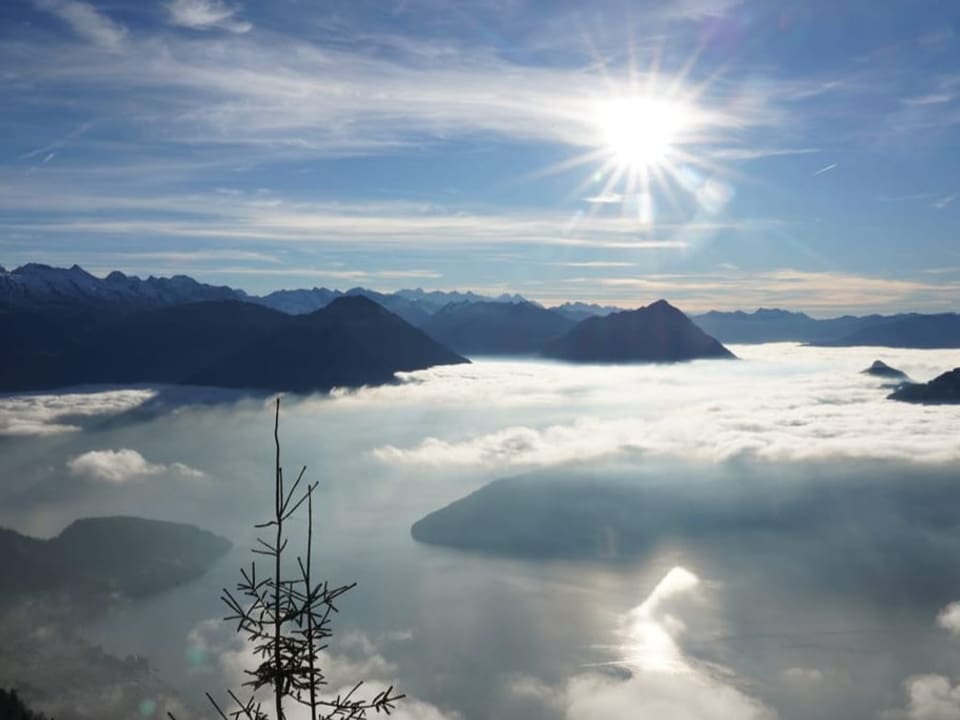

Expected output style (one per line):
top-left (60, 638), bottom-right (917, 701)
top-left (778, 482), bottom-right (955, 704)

top-left (0, 264), bottom-right (246, 309)
top-left (0, 263), bottom-right (544, 325)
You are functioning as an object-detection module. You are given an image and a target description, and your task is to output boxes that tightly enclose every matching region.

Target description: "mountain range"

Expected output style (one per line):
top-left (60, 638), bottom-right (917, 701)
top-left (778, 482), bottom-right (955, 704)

top-left (690, 308), bottom-right (960, 347)
top-left (3, 264), bottom-right (960, 385)
top-left (0, 295), bottom-right (467, 393)
top-left (0, 264), bottom-right (537, 325)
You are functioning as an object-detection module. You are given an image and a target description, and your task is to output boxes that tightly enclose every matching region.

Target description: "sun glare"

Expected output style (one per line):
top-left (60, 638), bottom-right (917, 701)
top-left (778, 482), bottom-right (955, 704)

top-left (596, 97), bottom-right (692, 171)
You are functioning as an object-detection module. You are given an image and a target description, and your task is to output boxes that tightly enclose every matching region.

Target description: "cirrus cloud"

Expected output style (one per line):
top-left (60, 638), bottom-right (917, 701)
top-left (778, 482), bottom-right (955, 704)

top-left (32, 0), bottom-right (127, 50)
top-left (166, 0), bottom-right (252, 34)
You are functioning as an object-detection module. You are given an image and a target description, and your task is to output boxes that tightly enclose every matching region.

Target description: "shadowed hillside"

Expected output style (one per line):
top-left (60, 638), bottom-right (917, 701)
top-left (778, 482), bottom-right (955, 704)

top-left (0, 296), bottom-right (468, 393)
top-left (544, 299), bottom-right (735, 363)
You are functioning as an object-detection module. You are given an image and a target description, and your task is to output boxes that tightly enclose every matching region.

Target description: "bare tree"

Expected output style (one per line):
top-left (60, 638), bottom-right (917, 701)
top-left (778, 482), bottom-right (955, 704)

top-left (174, 398), bottom-right (402, 720)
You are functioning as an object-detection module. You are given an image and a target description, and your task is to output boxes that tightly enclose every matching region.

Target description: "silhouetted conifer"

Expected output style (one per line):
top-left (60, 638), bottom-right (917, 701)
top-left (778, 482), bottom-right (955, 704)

top-left (0, 689), bottom-right (52, 720)
top-left (172, 398), bottom-right (402, 720)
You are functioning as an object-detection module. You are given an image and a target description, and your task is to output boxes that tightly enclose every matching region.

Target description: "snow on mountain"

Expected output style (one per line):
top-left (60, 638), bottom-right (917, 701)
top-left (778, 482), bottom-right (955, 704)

top-left (0, 264), bottom-right (246, 309)
top-left (0, 263), bottom-right (621, 324)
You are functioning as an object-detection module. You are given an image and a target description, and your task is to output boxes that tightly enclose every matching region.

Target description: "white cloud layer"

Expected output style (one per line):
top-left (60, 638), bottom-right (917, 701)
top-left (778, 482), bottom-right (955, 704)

top-left (366, 345), bottom-right (960, 467)
top-left (0, 389), bottom-right (155, 436)
top-left (67, 448), bottom-right (204, 483)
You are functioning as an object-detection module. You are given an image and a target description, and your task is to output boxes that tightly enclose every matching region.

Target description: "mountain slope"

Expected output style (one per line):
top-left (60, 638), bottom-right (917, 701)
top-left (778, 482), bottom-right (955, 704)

top-left (420, 301), bottom-right (575, 355)
top-left (544, 299), bottom-right (735, 362)
top-left (0, 516), bottom-right (231, 597)
top-left (0, 297), bottom-right (468, 392)
top-left (862, 360), bottom-right (908, 379)
top-left (889, 368), bottom-right (960, 404)
top-left (192, 296), bottom-right (467, 391)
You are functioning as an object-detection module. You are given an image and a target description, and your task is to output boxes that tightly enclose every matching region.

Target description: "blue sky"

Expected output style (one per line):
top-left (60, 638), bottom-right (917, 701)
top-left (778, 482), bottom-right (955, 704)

top-left (2, 0), bottom-right (959, 313)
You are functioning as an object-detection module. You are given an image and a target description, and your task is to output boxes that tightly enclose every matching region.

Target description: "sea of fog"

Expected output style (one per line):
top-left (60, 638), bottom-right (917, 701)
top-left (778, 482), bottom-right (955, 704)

top-left (2, 343), bottom-right (960, 720)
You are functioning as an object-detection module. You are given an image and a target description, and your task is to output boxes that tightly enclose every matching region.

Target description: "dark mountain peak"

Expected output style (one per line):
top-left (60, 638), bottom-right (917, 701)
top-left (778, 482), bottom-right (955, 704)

top-left (544, 299), bottom-right (735, 363)
top-left (0, 264), bottom-right (6, 274)
top-left (644, 298), bottom-right (681, 314)
top-left (13, 262), bottom-right (56, 275)
top-left (105, 270), bottom-right (129, 282)
top-left (889, 368), bottom-right (960, 404)
top-left (863, 360), bottom-right (908, 379)
top-left (188, 295), bottom-right (467, 392)
top-left (324, 293), bottom-right (386, 315)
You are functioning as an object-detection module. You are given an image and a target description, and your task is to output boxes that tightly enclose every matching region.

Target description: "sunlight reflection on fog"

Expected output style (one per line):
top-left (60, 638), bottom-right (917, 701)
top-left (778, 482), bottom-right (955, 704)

top-left (619, 566), bottom-right (700, 673)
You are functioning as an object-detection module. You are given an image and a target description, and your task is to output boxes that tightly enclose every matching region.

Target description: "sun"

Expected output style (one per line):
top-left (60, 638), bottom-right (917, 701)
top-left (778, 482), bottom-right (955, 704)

top-left (595, 96), bottom-right (693, 171)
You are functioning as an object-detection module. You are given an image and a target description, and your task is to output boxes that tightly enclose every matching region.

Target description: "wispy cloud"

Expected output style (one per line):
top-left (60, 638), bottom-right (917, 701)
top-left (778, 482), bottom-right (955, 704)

top-left (585, 193), bottom-right (624, 204)
top-left (165, 0), bottom-right (252, 34)
top-left (0, 25), bottom-right (796, 157)
top-left (813, 162), bottom-right (838, 176)
top-left (31, 0), bottom-right (126, 50)
top-left (708, 147), bottom-right (820, 161)
top-left (107, 250), bottom-right (281, 264)
top-left (0, 188), bottom-right (738, 250)
top-left (902, 93), bottom-right (953, 107)
top-left (202, 267), bottom-right (442, 281)
top-left (932, 192), bottom-right (958, 209)
top-left (550, 261), bottom-right (636, 268)
top-left (557, 269), bottom-right (960, 313)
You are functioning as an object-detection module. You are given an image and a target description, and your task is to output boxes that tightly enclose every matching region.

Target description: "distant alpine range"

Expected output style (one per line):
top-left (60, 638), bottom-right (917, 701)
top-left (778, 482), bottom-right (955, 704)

top-left (2, 263), bottom-right (959, 393)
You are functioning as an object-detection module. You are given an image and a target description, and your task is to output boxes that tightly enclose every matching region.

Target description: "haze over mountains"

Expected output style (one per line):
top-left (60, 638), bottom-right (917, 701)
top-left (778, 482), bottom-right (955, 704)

top-left (421, 301), bottom-right (576, 355)
top-left (691, 308), bottom-right (960, 347)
